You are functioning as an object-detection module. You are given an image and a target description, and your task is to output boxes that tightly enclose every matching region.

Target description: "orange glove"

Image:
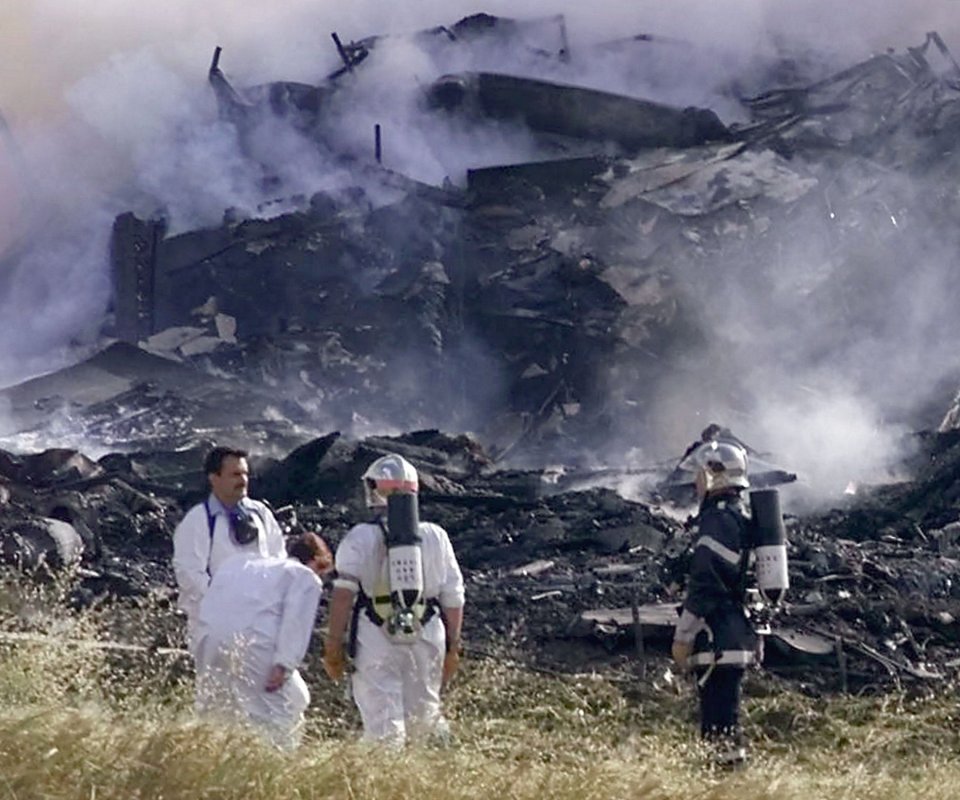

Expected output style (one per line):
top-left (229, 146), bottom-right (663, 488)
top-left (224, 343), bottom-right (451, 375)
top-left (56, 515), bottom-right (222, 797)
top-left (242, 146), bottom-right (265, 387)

top-left (323, 641), bottom-right (347, 681)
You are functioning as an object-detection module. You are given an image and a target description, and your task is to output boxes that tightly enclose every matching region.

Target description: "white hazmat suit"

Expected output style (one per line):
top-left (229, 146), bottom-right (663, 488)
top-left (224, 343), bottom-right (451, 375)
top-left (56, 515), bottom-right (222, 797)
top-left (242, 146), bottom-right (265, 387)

top-left (194, 554), bottom-right (322, 749)
top-left (173, 495), bottom-right (286, 652)
top-left (335, 520), bottom-right (464, 744)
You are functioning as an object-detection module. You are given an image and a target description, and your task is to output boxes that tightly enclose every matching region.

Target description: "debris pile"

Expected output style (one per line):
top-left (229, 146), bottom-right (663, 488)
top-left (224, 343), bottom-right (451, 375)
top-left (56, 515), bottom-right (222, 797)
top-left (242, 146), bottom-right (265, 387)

top-left (93, 17), bottom-right (960, 462)
top-left (0, 425), bottom-right (959, 693)
top-left (2, 16), bottom-right (960, 695)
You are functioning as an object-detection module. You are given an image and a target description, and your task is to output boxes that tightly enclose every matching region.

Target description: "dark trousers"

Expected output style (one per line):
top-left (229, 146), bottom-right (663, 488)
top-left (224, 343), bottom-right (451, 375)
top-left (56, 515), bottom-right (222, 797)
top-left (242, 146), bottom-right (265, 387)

top-left (696, 665), bottom-right (744, 741)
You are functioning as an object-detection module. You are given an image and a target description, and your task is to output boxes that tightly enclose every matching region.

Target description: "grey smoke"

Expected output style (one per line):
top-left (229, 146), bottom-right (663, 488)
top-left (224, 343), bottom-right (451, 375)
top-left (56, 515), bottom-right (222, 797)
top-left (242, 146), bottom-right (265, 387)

top-left (1, 0), bottom-right (959, 507)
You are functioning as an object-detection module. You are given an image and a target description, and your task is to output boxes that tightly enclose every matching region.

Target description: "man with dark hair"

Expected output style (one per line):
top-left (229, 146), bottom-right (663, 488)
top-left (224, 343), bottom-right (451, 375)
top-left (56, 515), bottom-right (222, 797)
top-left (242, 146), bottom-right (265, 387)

top-left (194, 531), bottom-right (333, 749)
top-left (203, 446), bottom-right (247, 478)
top-left (173, 445), bottom-right (286, 653)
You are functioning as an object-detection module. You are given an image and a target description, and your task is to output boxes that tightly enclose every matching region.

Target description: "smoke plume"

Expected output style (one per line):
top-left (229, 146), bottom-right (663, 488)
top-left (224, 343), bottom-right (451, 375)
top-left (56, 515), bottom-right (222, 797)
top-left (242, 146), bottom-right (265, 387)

top-left (1, 0), bottom-right (959, 506)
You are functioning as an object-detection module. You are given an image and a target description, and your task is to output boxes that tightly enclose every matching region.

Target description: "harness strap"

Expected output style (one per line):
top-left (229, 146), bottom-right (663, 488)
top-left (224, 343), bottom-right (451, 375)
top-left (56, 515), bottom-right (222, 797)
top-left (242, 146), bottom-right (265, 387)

top-left (734, 508), bottom-right (753, 602)
top-left (203, 500), bottom-right (216, 578)
top-left (357, 590), bottom-right (441, 628)
top-left (369, 517), bottom-right (437, 627)
top-left (348, 594), bottom-right (362, 659)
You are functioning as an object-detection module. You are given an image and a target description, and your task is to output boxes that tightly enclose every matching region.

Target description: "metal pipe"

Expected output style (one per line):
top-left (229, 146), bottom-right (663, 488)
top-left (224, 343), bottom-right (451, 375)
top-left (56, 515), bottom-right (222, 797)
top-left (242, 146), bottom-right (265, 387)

top-left (331, 32), bottom-right (353, 71)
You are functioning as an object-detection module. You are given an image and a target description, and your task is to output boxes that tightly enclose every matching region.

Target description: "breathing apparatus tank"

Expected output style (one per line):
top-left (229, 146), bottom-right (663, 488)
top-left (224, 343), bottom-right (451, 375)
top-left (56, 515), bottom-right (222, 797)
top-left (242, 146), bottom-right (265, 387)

top-left (384, 491), bottom-right (426, 643)
top-left (748, 488), bottom-right (790, 605)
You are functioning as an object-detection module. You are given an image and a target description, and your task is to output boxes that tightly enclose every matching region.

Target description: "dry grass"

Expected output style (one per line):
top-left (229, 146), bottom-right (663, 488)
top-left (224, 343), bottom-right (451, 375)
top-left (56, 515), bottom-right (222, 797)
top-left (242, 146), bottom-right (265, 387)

top-left (2, 573), bottom-right (960, 800)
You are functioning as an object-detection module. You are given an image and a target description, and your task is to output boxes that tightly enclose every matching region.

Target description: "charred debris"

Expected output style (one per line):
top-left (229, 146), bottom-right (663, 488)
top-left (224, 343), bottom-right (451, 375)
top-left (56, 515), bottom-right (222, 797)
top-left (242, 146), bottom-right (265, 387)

top-left (103, 18), bottom-right (960, 464)
top-left (2, 425), bottom-right (960, 693)
top-left (2, 15), bottom-right (960, 693)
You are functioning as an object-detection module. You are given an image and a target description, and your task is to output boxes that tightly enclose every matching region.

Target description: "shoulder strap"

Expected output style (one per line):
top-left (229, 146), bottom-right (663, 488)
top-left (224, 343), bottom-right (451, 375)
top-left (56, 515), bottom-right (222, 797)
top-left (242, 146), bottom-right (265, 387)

top-left (725, 506), bottom-right (752, 601)
top-left (201, 500), bottom-right (268, 579)
top-left (203, 500), bottom-right (216, 577)
top-left (347, 592), bottom-right (362, 658)
top-left (203, 499), bottom-right (216, 539)
top-left (246, 501), bottom-right (266, 528)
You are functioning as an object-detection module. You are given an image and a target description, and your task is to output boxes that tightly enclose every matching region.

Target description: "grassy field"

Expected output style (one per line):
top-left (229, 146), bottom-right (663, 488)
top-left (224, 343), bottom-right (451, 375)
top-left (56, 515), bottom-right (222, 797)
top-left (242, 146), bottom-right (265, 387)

top-left (2, 575), bottom-right (960, 799)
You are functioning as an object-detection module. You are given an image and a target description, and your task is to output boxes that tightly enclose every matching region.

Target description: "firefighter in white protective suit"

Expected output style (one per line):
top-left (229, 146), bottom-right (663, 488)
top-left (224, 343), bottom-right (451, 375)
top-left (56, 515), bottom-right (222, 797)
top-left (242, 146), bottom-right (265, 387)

top-left (322, 453), bottom-right (465, 745)
top-left (193, 532), bottom-right (333, 749)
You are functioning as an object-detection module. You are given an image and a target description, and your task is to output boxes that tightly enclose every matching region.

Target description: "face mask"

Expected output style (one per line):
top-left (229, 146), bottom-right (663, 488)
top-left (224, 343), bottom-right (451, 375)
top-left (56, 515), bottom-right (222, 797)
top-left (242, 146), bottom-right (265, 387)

top-left (229, 507), bottom-right (259, 546)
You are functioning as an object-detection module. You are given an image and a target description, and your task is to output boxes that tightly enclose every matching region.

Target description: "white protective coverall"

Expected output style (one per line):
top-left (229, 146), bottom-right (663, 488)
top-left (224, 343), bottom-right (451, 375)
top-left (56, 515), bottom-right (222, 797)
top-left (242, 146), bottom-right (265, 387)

top-left (194, 554), bottom-right (322, 749)
top-left (173, 494), bottom-right (286, 651)
top-left (335, 520), bottom-right (464, 744)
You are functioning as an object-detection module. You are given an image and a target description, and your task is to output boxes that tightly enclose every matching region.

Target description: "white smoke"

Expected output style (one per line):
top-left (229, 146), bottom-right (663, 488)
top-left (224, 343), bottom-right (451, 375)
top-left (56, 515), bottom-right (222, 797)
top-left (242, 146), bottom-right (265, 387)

top-left (1, 0), bottom-right (958, 505)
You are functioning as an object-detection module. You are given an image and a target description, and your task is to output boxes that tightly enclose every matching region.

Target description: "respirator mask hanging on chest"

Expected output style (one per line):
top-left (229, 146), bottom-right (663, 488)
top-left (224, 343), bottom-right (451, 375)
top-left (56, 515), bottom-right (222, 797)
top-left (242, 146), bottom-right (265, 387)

top-left (229, 506), bottom-right (260, 546)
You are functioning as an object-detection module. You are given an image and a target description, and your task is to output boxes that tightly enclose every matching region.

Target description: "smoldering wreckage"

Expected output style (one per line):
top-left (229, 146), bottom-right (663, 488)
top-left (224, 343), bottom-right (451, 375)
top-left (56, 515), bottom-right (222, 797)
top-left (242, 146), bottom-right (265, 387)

top-left (3, 13), bottom-right (960, 704)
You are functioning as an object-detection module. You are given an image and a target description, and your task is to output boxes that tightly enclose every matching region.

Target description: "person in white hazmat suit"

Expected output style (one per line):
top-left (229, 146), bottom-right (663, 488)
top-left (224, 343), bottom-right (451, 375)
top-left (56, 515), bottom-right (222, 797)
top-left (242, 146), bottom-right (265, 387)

top-left (322, 453), bottom-right (465, 745)
top-left (194, 531), bottom-right (333, 749)
top-left (173, 446), bottom-right (287, 654)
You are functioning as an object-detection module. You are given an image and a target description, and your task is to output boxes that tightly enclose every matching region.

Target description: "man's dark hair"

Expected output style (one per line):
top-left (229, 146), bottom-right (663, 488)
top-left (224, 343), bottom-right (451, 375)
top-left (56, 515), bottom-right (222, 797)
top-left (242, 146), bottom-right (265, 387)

top-left (204, 446), bottom-right (249, 476)
top-left (288, 531), bottom-right (332, 569)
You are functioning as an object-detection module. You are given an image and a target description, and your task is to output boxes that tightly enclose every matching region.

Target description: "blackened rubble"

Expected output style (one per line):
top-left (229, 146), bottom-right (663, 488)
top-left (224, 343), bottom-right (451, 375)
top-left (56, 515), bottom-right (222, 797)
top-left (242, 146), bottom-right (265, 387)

top-left (425, 72), bottom-right (732, 150)
top-left (1, 426), bottom-right (960, 693)
top-left (100, 20), bottom-right (960, 464)
top-left (3, 18), bottom-right (960, 696)
top-left (741, 31), bottom-right (960, 161)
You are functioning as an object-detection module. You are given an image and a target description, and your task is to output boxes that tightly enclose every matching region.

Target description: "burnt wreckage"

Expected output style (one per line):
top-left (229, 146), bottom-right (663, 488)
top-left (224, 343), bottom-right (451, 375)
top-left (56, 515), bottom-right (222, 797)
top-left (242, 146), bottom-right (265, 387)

top-left (108, 20), bottom-right (960, 461)
top-left (110, 12), bottom-right (743, 459)
top-left (3, 16), bottom-right (960, 693)
top-left (2, 422), bottom-right (960, 692)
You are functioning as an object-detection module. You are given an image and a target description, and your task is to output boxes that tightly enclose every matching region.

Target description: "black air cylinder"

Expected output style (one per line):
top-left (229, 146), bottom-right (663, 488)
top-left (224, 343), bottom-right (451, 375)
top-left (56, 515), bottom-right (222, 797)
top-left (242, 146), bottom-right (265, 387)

top-left (385, 492), bottom-right (424, 625)
top-left (749, 488), bottom-right (789, 605)
top-left (386, 492), bottom-right (421, 546)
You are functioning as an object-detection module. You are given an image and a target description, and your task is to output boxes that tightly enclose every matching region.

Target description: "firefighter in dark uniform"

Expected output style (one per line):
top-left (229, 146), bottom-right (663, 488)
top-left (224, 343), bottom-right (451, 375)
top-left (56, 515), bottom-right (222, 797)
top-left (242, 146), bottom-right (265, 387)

top-left (671, 439), bottom-right (758, 767)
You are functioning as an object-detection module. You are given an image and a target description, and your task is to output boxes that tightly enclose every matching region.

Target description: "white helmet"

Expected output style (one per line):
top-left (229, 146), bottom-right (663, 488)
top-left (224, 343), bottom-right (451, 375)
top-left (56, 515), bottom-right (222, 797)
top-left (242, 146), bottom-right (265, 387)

top-left (362, 453), bottom-right (419, 508)
top-left (692, 440), bottom-right (749, 491)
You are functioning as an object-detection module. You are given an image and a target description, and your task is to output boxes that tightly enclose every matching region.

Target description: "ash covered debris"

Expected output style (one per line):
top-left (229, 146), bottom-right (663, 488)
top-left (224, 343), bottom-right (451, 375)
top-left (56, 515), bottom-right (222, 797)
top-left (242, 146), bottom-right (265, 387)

top-left (207, 12), bottom-right (729, 158)
top-left (107, 12), bottom-right (748, 460)
top-left (97, 19), bottom-right (960, 467)
top-left (4, 14), bottom-right (960, 698)
top-left (424, 71), bottom-right (732, 151)
top-left (0, 427), bottom-right (959, 693)
top-left (741, 30), bottom-right (960, 161)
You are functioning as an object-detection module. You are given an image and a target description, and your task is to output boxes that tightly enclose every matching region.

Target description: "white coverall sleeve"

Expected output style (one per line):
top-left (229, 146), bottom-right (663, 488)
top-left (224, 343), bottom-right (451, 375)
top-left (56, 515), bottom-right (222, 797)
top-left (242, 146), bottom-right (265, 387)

top-left (333, 527), bottom-right (368, 588)
top-left (273, 568), bottom-right (323, 670)
top-left (434, 526), bottom-right (465, 609)
top-left (172, 505), bottom-right (211, 620)
top-left (259, 504), bottom-right (287, 558)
